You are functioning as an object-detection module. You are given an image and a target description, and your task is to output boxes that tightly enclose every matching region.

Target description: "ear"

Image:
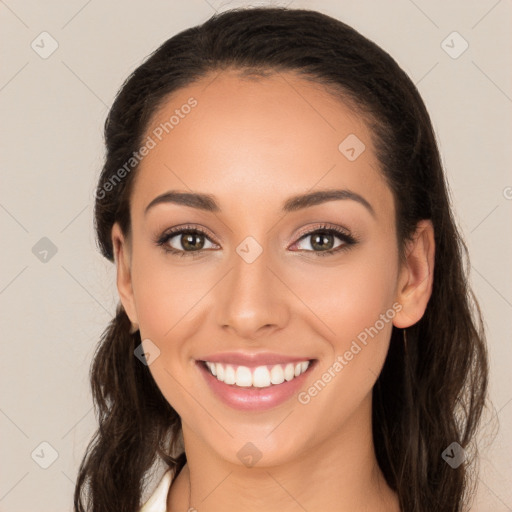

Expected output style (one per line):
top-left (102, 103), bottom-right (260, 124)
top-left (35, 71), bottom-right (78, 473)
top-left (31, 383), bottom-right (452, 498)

top-left (111, 222), bottom-right (139, 331)
top-left (393, 219), bottom-right (435, 328)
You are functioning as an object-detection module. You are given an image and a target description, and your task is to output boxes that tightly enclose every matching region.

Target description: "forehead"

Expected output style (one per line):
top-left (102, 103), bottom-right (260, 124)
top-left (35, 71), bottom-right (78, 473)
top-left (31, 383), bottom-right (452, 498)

top-left (130, 69), bottom-right (392, 220)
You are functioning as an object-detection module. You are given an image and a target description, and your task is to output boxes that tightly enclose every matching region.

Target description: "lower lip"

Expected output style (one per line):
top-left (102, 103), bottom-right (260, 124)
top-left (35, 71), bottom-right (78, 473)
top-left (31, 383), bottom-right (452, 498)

top-left (197, 361), bottom-right (315, 411)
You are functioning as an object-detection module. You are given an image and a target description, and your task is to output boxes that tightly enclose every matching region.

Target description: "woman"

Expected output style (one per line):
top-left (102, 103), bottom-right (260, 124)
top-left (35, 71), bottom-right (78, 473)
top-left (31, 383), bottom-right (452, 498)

top-left (74, 7), bottom-right (489, 512)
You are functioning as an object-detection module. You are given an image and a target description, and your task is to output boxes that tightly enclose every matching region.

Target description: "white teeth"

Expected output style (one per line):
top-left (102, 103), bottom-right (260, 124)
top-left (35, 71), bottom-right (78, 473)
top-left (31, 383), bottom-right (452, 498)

top-left (204, 360), bottom-right (311, 388)
top-left (206, 361), bottom-right (217, 376)
top-left (284, 363), bottom-right (295, 381)
top-left (270, 364), bottom-right (285, 384)
top-left (235, 366), bottom-right (252, 387)
top-left (253, 366), bottom-right (271, 388)
top-left (224, 365), bottom-right (236, 385)
top-left (216, 363), bottom-right (224, 382)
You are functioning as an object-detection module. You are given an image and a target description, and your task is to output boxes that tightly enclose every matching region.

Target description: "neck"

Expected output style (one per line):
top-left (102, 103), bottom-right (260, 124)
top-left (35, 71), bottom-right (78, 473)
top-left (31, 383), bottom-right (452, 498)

top-left (168, 394), bottom-right (400, 512)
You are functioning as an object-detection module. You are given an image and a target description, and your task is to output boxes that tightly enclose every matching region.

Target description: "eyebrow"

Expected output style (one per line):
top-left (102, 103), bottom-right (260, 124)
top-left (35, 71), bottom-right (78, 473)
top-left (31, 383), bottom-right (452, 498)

top-left (144, 188), bottom-right (376, 217)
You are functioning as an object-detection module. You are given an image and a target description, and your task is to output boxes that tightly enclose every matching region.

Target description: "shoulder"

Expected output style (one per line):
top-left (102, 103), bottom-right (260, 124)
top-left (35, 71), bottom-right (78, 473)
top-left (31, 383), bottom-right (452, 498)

top-left (139, 469), bottom-right (173, 512)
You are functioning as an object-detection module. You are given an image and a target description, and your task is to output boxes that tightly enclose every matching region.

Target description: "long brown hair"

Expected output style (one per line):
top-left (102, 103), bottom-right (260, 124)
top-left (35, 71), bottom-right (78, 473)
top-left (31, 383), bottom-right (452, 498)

top-left (75, 7), bottom-right (490, 511)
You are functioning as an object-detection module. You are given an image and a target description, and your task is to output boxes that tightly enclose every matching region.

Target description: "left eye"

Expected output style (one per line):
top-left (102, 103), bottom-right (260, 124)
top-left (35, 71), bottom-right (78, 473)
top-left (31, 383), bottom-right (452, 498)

top-left (294, 230), bottom-right (346, 252)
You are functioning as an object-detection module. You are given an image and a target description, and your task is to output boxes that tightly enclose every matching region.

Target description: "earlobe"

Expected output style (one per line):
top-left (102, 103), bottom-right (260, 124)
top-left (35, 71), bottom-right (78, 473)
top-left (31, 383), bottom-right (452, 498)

top-left (111, 222), bottom-right (139, 329)
top-left (393, 219), bottom-right (435, 329)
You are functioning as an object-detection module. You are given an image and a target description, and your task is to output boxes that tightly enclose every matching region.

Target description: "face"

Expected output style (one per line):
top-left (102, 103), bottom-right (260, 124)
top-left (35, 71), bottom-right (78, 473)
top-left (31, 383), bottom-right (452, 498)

top-left (112, 69), bottom-right (434, 468)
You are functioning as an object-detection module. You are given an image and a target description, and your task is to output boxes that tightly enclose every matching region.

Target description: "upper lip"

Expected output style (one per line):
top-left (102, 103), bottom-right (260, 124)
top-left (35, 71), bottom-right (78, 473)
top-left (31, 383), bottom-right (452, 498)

top-left (198, 352), bottom-right (314, 367)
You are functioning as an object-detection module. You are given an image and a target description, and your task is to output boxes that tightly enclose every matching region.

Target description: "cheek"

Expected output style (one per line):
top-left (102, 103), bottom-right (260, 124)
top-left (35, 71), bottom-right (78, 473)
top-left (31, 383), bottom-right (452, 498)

top-left (291, 239), bottom-right (399, 409)
top-left (294, 243), bottom-right (398, 345)
top-left (273, 244), bottom-right (400, 456)
top-left (130, 250), bottom-right (204, 414)
top-left (130, 247), bottom-right (209, 340)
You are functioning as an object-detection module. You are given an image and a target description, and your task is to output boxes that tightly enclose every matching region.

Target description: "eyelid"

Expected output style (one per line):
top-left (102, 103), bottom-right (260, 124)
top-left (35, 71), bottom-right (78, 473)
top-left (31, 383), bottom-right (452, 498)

top-left (156, 223), bottom-right (219, 244)
top-left (292, 222), bottom-right (353, 243)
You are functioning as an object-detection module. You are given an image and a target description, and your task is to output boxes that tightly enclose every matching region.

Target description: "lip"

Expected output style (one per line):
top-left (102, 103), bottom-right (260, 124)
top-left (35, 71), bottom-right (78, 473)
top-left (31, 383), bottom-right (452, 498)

top-left (196, 358), bottom-right (317, 411)
top-left (198, 351), bottom-right (312, 367)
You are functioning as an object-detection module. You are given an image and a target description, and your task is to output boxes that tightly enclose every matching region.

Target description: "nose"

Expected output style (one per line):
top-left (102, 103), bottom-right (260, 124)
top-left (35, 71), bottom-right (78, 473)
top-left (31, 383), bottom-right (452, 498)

top-left (215, 243), bottom-right (290, 341)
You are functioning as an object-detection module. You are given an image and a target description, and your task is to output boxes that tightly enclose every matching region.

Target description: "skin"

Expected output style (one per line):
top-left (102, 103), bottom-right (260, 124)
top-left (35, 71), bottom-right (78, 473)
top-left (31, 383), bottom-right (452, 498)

top-left (111, 69), bottom-right (435, 512)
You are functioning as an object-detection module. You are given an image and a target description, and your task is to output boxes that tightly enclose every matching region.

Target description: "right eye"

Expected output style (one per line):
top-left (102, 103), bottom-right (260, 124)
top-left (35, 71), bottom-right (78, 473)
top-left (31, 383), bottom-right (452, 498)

top-left (155, 225), bottom-right (219, 257)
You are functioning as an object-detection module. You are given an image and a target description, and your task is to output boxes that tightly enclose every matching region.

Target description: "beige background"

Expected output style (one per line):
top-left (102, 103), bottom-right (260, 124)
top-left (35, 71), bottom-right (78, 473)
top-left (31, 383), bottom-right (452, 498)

top-left (1, 0), bottom-right (511, 510)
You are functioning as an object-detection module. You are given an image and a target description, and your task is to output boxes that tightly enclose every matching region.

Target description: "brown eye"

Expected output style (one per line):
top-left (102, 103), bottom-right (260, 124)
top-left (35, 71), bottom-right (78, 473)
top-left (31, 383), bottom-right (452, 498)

top-left (308, 232), bottom-right (337, 251)
top-left (165, 230), bottom-right (216, 252)
top-left (293, 226), bottom-right (356, 256)
top-left (155, 226), bottom-right (218, 256)
top-left (175, 232), bottom-right (207, 251)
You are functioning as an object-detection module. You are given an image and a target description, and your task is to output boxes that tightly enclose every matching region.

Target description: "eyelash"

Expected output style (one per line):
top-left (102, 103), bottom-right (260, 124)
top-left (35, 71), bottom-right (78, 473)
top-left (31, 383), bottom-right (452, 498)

top-left (154, 223), bottom-right (358, 258)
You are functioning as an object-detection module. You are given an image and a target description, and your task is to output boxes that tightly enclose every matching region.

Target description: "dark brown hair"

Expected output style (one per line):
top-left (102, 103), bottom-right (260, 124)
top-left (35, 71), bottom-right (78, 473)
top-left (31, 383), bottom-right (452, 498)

top-left (75, 7), bottom-right (490, 512)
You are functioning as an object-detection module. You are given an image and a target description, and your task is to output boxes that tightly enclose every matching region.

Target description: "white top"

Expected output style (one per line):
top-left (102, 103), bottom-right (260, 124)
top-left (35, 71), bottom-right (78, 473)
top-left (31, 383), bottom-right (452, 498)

top-left (139, 469), bottom-right (173, 512)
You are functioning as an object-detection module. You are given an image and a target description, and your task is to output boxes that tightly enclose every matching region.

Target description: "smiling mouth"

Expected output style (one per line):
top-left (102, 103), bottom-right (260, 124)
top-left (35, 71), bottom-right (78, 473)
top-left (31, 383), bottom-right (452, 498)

top-left (200, 360), bottom-right (314, 388)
